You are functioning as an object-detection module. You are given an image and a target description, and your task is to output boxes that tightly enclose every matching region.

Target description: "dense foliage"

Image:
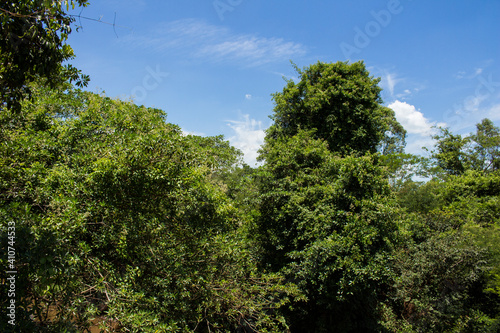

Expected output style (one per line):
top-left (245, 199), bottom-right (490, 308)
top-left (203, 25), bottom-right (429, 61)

top-left (0, 8), bottom-right (498, 330)
top-left (432, 119), bottom-right (500, 176)
top-left (0, 84), bottom-right (300, 332)
top-left (257, 129), bottom-right (401, 331)
top-left (254, 61), bottom-right (499, 332)
top-left (267, 61), bottom-right (406, 156)
top-left (0, 0), bottom-right (89, 111)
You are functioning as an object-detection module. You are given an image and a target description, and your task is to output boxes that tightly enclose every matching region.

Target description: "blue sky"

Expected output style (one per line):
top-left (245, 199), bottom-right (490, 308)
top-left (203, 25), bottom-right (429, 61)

top-left (67, 0), bottom-right (500, 165)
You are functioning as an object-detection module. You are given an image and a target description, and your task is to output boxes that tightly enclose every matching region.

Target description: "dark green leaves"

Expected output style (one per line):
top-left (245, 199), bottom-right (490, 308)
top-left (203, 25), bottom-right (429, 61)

top-left (432, 119), bottom-right (500, 176)
top-left (0, 1), bottom-right (89, 111)
top-left (268, 61), bottom-right (406, 156)
top-left (257, 129), bottom-right (401, 331)
top-left (0, 83), bottom-right (296, 332)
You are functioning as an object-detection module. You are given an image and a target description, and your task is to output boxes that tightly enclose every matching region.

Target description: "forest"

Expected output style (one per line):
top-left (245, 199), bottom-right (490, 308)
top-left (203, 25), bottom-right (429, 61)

top-left (1, 1), bottom-right (500, 332)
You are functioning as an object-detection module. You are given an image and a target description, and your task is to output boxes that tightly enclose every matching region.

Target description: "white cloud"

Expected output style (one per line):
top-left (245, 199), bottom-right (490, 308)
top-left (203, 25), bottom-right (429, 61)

top-left (123, 19), bottom-right (306, 66)
top-left (245, 94), bottom-right (252, 100)
top-left (375, 68), bottom-right (426, 101)
top-left (388, 100), bottom-right (438, 136)
top-left (227, 114), bottom-right (267, 166)
top-left (388, 100), bottom-right (448, 156)
top-left (379, 71), bottom-right (418, 100)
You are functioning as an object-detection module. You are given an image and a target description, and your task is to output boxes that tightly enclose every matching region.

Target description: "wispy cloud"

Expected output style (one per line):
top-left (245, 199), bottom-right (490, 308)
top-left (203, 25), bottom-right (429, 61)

top-left (122, 18), bottom-right (306, 66)
top-left (487, 103), bottom-right (500, 121)
top-left (455, 71), bottom-right (467, 80)
top-left (382, 72), bottom-right (401, 97)
top-left (455, 68), bottom-right (484, 80)
top-left (227, 114), bottom-right (267, 166)
top-left (445, 68), bottom-right (500, 131)
top-left (379, 70), bottom-right (421, 100)
top-left (463, 94), bottom-right (489, 113)
top-left (270, 71), bottom-right (300, 83)
top-left (200, 36), bottom-right (305, 66)
top-left (454, 59), bottom-right (494, 80)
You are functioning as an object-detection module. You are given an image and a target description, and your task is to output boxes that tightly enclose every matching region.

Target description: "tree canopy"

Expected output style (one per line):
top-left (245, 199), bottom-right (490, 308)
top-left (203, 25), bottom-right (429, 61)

top-left (0, 82), bottom-right (301, 332)
top-left (0, 0), bottom-right (89, 111)
top-left (1, 79), bottom-right (499, 333)
top-left (432, 119), bottom-right (500, 176)
top-left (1, 8), bottom-right (499, 329)
top-left (257, 129), bottom-right (402, 331)
top-left (255, 61), bottom-right (500, 331)
top-left (267, 61), bottom-right (406, 156)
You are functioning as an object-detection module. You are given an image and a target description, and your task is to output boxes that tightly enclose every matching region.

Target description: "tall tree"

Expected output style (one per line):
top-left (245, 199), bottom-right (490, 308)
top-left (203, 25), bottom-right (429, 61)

top-left (257, 129), bottom-right (402, 332)
top-left (256, 61), bottom-right (409, 331)
top-left (470, 118), bottom-right (500, 172)
top-left (267, 61), bottom-right (406, 156)
top-left (0, 0), bottom-right (89, 111)
top-left (432, 119), bottom-right (500, 176)
top-left (0, 83), bottom-right (298, 332)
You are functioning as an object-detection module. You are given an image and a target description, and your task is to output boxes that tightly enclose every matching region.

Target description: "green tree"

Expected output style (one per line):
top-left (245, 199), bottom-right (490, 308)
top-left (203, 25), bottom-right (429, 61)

top-left (432, 128), bottom-right (473, 176)
top-left (255, 61), bottom-right (409, 331)
top-left (469, 118), bottom-right (500, 172)
top-left (380, 226), bottom-right (491, 332)
top-left (267, 61), bottom-right (406, 156)
top-left (0, 83), bottom-right (298, 332)
top-left (257, 129), bottom-right (402, 332)
top-left (0, 0), bottom-right (89, 111)
top-left (255, 63), bottom-right (500, 332)
top-left (431, 119), bottom-right (500, 176)
top-left (387, 121), bottom-right (500, 331)
top-left (380, 153), bottom-right (433, 191)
